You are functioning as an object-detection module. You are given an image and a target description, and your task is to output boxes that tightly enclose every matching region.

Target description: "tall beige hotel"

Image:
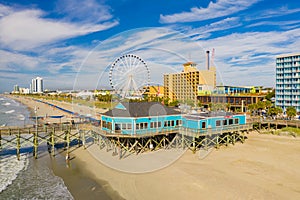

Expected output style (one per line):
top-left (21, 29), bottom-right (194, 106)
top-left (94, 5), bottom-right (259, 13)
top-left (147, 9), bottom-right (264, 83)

top-left (164, 51), bottom-right (216, 103)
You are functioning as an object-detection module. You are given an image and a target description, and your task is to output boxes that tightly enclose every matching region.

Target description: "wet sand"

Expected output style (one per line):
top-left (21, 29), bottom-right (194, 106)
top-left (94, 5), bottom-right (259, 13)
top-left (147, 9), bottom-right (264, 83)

top-left (7, 95), bottom-right (124, 199)
top-left (8, 95), bottom-right (300, 200)
top-left (48, 151), bottom-right (124, 200)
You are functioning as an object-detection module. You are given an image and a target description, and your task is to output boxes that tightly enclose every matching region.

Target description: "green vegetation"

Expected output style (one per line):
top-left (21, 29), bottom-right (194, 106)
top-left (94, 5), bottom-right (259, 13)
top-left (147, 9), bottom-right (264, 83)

top-left (209, 103), bottom-right (229, 112)
top-left (286, 106), bottom-right (297, 119)
top-left (258, 127), bottom-right (300, 137)
top-left (248, 99), bottom-right (283, 117)
top-left (267, 107), bottom-right (283, 117)
top-left (280, 127), bottom-right (300, 137)
top-left (265, 89), bottom-right (275, 101)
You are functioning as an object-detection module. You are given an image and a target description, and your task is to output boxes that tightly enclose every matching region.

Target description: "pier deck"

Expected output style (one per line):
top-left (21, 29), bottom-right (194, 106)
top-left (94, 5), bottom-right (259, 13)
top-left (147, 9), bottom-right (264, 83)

top-left (0, 123), bottom-right (82, 160)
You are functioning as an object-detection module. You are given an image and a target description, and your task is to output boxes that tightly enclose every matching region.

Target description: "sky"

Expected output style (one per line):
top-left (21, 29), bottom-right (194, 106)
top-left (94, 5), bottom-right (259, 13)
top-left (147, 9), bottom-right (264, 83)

top-left (0, 0), bottom-right (300, 93)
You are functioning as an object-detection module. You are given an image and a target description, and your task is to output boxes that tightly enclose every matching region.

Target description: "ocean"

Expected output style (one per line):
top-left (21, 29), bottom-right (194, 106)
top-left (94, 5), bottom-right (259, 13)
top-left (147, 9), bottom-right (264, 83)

top-left (0, 96), bottom-right (117, 200)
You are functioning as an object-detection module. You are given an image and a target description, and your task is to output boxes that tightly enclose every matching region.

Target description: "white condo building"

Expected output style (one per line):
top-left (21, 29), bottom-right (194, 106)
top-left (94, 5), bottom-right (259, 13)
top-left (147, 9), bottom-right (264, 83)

top-left (276, 53), bottom-right (300, 113)
top-left (31, 77), bottom-right (44, 93)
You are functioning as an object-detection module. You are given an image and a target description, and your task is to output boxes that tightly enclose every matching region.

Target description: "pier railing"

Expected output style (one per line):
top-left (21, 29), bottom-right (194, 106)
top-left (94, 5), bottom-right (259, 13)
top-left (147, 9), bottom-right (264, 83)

top-left (1, 122), bottom-right (254, 160)
top-left (180, 124), bottom-right (252, 137)
top-left (0, 123), bottom-right (82, 160)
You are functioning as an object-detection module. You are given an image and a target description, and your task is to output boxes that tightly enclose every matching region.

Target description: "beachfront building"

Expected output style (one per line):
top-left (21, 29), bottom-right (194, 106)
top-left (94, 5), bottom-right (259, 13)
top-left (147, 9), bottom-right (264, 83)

top-left (143, 85), bottom-right (164, 100)
top-left (100, 102), bottom-right (182, 135)
top-left (276, 53), bottom-right (300, 113)
top-left (92, 101), bottom-right (248, 156)
top-left (19, 87), bottom-right (30, 94)
top-left (197, 85), bottom-right (265, 112)
top-left (31, 77), bottom-right (44, 93)
top-left (12, 85), bottom-right (20, 94)
top-left (164, 51), bottom-right (216, 104)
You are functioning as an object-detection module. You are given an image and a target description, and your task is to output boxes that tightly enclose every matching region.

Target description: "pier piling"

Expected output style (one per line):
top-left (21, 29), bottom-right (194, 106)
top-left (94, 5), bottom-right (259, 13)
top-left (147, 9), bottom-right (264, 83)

top-left (17, 130), bottom-right (20, 161)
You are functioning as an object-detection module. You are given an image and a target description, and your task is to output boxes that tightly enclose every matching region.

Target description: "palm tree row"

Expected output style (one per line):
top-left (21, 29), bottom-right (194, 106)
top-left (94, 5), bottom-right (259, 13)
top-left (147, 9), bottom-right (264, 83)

top-left (248, 100), bottom-right (297, 119)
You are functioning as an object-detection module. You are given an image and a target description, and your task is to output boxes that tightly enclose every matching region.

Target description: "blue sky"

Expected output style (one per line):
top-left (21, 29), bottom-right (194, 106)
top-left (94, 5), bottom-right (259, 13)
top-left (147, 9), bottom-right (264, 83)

top-left (0, 0), bottom-right (300, 92)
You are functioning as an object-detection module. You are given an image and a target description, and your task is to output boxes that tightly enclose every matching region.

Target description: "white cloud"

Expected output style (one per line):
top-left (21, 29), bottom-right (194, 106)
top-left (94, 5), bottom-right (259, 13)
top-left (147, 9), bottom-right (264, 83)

top-left (62, 27), bottom-right (300, 90)
top-left (0, 4), bottom-right (118, 51)
top-left (160, 0), bottom-right (260, 23)
top-left (184, 17), bottom-right (242, 40)
top-left (2, 24), bottom-right (300, 92)
top-left (246, 19), bottom-right (300, 29)
top-left (245, 6), bottom-right (300, 21)
top-left (199, 28), bottom-right (300, 87)
top-left (55, 0), bottom-right (113, 23)
top-left (0, 50), bottom-right (41, 70)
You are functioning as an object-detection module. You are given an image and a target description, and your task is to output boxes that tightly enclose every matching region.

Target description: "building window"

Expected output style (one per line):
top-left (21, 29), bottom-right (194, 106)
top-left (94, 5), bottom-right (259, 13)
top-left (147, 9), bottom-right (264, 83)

top-left (176, 120), bottom-right (182, 126)
top-left (107, 122), bottom-right (112, 130)
top-left (115, 123), bottom-right (121, 130)
top-left (223, 120), bottom-right (228, 126)
top-left (216, 120), bottom-right (221, 127)
top-left (102, 121), bottom-right (107, 128)
top-left (235, 118), bottom-right (239, 124)
top-left (121, 123), bottom-right (132, 130)
top-left (229, 119), bottom-right (233, 125)
top-left (164, 120), bottom-right (175, 127)
top-left (150, 121), bottom-right (161, 128)
top-left (201, 121), bottom-right (206, 129)
top-left (138, 122), bottom-right (148, 129)
top-left (171, 120), bottom-right (175, 126)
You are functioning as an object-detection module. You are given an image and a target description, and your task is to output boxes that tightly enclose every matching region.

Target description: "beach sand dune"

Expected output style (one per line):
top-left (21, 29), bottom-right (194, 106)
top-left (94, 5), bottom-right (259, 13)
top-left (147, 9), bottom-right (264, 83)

top-left (8, 95), bottom-right (300, 200)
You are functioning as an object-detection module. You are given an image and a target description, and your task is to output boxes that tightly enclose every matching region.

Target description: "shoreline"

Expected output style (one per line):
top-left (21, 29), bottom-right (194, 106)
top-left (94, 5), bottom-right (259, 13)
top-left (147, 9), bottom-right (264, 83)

top-left (4, 95), bottom-right (125, 199)
top-left (3, 95), bottom-right (300, 199)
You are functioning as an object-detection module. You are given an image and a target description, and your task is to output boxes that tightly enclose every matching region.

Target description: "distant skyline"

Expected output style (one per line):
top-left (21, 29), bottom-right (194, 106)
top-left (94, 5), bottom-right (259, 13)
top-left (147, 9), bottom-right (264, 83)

top-left (0, 0), bottom-right (300, 93)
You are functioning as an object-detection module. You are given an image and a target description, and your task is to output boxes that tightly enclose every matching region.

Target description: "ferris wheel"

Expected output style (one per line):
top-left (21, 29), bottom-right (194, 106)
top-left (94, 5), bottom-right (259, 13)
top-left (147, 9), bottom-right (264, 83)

top-left (109, 54), bottom-right (150, 99)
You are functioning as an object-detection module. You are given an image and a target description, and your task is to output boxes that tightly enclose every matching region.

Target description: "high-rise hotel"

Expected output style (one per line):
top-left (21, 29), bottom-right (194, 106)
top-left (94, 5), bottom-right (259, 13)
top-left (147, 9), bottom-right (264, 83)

top-left (276, 53), bottom-right (300, 112)
top-left (30, 77), bottom-right (44, 93)
top-left (164, 51), bottom-right (216, 103)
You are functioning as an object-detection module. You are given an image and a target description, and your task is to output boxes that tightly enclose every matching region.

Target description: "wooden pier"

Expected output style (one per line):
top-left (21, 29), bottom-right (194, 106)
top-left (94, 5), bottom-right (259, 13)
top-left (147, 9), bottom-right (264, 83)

top-left (0, 121), bottom-right (261, 160)
top-left (0, 123), bottom-right (83, 160)
top-left (87, 124), bottom-right (252, 159)
top-left (248, 117), bottom-right (300, 131)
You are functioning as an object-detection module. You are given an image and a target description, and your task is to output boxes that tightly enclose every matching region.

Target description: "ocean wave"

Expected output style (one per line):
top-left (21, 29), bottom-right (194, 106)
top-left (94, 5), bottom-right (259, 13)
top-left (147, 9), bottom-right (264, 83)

top-left (5, 110), bottom-right (15, 114)
top-left (17, 114), bottom-right (25, 121)
top-left (2, 102), bottom-right (11, 106)
top-left (0, 98), bottom-right (5, 101)
top-left (0, 154), bottom-right (29, 193)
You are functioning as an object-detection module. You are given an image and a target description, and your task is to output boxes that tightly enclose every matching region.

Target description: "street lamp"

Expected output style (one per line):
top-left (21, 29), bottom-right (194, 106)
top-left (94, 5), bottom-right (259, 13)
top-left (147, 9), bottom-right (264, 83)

top-left (34, 106), bottom-right (38, 128)
top-left (34, 106), bottom-right (38, 158)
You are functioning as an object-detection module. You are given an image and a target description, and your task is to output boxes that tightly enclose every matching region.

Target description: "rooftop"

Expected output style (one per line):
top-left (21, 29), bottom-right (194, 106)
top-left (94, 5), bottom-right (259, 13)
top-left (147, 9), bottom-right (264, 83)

top-left (103, 102), bottom-right (181, 117)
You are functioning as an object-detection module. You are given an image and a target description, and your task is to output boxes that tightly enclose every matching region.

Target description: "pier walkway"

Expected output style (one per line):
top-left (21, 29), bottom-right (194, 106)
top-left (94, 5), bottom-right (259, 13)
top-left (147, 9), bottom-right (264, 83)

top-left (4, 117), bottom-right (298, 160)
top-left (0, 123), bottom-right (83, 160)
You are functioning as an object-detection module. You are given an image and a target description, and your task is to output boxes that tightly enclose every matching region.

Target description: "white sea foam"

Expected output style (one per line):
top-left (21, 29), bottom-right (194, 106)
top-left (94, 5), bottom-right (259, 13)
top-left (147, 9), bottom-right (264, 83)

top-left (2, 102), bottom-right (10, 106)
top-left (0, 98), bottom-right (4, 101)
top-left (5, 110), bottom-right (15, 114)
top-left (17, 114), bottom-right (25, 121)
top-left (0, 154), bottom-right (29, 193)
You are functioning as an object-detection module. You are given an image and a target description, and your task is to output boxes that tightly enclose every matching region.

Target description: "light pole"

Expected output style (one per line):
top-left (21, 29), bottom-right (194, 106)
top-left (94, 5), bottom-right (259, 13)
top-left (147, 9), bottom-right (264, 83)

top-left (34, 106), bottom-right (38, 159)
top-left (34, 106), bottom-right (38, 129)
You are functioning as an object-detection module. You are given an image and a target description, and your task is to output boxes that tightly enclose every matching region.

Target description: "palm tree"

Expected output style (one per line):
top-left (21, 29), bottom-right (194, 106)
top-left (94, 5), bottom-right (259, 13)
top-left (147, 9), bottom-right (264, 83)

top-left (286, 106), bottom-right (297, 120)
top-left (248, 103), bottom-right (258, 115)
top-left (264, 100), bottom-right (272, 109)
top-left (267, 106), bottom-right (282, 119)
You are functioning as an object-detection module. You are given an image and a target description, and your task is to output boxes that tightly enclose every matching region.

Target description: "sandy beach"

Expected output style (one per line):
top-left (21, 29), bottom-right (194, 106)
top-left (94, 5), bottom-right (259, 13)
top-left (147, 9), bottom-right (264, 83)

top-left (8, 95), bottom-right (300, 200)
